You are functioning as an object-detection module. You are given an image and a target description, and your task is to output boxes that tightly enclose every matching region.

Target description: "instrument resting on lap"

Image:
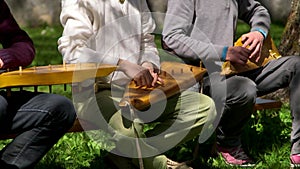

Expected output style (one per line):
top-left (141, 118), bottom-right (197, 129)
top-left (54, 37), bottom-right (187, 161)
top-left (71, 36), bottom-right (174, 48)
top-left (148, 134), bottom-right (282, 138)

top-left (120, 61), bottom-right (206, 110)
top-left (1, 61), bottom-right (205, 112)
top-left (221, 34), bottom-right (281, 76)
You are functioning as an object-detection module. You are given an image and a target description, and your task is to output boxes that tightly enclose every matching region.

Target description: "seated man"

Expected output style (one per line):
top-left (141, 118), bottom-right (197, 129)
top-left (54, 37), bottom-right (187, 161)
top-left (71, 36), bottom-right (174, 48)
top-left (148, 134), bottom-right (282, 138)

top-left (0, 1), bottom-right (76, 168)
top-left (162, 0), bottom-right (300, 167)
top-left (58, 0), bottom-right (217, 168)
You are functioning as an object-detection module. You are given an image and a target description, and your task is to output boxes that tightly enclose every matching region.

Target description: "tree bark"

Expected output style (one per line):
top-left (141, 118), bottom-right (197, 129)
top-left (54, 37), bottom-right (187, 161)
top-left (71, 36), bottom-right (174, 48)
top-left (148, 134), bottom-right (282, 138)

top-left (278, 0), bottom-right (300, 56)
top-left (264, 0), bottom-right (299, 102)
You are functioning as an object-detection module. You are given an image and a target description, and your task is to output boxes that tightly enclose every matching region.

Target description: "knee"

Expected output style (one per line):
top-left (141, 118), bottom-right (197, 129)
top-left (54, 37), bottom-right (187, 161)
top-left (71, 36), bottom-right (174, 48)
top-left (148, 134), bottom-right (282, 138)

top-left (287, 55), bottom-right (300, 64)
top-left (203, 95), bottom-right (216, 115)
top-left (242, 84), bottom-right (256, 104)
top-left (196, 94), bottom-right (216, 123)
top-left (282, 56), bottom-right (300, 72)
top-left (46, 94), bottom-right (76, 127)
top-left (291, 56), bottom-right (300, 73)
top-left (229, 78), bottom-right (256, 104)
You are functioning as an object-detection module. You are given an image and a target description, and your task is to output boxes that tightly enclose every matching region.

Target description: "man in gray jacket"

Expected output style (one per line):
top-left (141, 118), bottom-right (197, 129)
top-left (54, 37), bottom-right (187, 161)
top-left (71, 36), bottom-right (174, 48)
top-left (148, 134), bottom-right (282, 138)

top-left (162, 0), bottom-right (300, 167)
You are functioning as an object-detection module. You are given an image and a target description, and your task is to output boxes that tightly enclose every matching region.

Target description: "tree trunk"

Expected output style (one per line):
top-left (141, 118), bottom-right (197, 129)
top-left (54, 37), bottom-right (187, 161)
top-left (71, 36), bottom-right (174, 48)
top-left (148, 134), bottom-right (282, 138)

top-left (279, 0), bottom-right (300, 56)
top-left (264, 0), bottom-right (299, 103)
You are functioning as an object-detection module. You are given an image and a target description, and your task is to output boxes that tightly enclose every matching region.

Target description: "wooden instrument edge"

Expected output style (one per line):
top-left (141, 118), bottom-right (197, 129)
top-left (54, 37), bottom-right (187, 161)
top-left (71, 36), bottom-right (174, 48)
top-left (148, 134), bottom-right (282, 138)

top-left (0, 63), bottom-right (117, 88)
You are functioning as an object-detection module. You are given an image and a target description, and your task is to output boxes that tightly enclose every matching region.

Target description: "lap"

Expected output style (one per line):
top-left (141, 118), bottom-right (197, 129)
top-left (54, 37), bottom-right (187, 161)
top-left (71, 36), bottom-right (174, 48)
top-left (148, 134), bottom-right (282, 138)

top-left (254, 56), bottom-right (300, 96)
top-left (0, 91), bottom-right (74, 133)
top-left (94, 86), bottom-right (212, 127)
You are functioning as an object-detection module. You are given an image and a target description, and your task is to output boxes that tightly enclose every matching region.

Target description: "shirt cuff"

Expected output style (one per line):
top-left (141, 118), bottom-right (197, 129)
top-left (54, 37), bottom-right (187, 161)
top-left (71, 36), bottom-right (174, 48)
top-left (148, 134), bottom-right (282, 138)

top-left (221, 47), bottom-right (228, 61)
top-left (252, 28), bottom-right (267, 39)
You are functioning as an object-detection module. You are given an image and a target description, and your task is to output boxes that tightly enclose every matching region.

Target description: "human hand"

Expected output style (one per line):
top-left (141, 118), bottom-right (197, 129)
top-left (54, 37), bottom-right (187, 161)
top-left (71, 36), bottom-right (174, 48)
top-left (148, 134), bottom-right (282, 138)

top-left (226, 46), bottom-right (251, 65)
top-left (241, 31), bottom-right (264, 63)
top-left (0, 59), bottom-right (3, 69)
top-left (118, 59), bottom-right (155, 87)
top-left (141, 62), bottom-right (164, 86)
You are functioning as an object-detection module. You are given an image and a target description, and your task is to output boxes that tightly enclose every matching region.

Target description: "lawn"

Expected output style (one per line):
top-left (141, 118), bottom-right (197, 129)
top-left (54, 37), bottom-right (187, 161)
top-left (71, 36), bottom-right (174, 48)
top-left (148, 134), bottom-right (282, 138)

top-left (0, 22), bottom-right (293, 169)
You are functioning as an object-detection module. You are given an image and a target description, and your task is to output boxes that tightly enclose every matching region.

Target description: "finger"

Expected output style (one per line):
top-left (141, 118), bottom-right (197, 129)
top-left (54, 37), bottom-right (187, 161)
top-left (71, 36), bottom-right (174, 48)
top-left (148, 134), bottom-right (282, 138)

top-left (255, 45), bottom-right (263, 63)
top-left (240, 48), bottom-right (251, 58)
top-left (136, 69), bottom-right (151, 87)
top-left (241, 35), bottom-right (248, 43)
top-left (143, 75), bottom-right (153, 87)
top-left (237, 59), bottom-right (246, 65)
top-left (248, 39), bottom-right (259, 51)
top-left (250, 41), bottom-right (262, 61)
top-left (233, 56), bottom-right (244, 65)
top-left (249, 44), bottom-right (260, 59)
top-left (256, 53), bottom-right (261, 63)
top-left (148, 68), bottom-right (154, 74)
top-left (242, 37), bottom-right (252, 48)
top-left (238, 54), bottom-right (249, 64)
top-left (134, 77), bottom-right (142, 87)
top-left (157, 77), bottom-right (164, 85)
top-left (151, 73), bottom-right (158, 86)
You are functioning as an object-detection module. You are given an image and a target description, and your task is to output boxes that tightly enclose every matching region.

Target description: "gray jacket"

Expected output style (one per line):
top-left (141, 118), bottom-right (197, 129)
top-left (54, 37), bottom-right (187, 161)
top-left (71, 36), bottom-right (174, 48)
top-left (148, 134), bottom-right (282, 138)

top-left (162, 0), bottom-right (271, 64)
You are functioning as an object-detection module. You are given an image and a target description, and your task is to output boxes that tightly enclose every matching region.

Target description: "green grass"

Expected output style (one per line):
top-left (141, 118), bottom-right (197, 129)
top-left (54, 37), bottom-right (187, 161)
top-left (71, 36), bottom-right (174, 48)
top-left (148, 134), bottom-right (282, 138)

top-left (26, 25), bottom-right (64, 66)
top-left (1, 22), bottom-right (293, 168)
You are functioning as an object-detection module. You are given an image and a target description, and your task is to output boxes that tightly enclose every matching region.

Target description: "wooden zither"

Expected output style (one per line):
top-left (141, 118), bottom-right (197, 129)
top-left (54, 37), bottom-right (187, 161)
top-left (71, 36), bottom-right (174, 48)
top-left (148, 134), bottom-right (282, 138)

top-left (0, 63), bottom-right (116, 89)
top-left (221, 34), bottom-right (282, 76)
top-left (119, 61), bottom-right (207, 110)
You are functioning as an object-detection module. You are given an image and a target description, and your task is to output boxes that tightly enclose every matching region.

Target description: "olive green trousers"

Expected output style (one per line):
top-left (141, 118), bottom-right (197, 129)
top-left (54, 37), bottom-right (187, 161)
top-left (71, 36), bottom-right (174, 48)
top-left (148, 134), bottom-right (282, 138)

top-left (74, 84), bottom-right (216, 169)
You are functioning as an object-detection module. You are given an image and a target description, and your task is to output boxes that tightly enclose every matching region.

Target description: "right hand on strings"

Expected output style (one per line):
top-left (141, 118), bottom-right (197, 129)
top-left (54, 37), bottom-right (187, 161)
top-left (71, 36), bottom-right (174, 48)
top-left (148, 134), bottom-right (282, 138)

top-left (117, 59), bottom-right (161, 87)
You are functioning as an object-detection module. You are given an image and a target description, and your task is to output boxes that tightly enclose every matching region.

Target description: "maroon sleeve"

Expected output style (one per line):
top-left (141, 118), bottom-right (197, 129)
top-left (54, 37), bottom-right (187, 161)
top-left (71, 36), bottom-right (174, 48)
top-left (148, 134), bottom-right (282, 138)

top-left (0, 0), bottom-right (35, 69)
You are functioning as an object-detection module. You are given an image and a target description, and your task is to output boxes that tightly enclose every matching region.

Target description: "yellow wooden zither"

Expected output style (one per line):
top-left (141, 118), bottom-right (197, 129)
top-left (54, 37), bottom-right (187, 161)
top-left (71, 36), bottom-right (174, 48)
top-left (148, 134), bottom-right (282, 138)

top-left (221, 34), bottom-right (281, 75)
top-left (0, 63), bottom-right (116, 88)
top-left (119, 61), bottom-right (206, 110)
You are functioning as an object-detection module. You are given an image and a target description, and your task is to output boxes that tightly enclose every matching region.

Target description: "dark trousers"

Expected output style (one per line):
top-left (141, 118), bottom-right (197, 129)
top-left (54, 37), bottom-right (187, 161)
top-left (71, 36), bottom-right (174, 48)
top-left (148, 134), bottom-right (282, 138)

top-left (203, 56), bottom-right (300, 154)
top-left (0, 91), bottom-right (76, 169)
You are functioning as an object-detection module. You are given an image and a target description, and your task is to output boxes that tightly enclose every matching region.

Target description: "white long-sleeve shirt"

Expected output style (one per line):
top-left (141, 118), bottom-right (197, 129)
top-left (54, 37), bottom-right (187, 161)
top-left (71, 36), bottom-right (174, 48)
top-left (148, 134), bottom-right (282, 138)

top-left (58, 0), bottom-right (160, 84)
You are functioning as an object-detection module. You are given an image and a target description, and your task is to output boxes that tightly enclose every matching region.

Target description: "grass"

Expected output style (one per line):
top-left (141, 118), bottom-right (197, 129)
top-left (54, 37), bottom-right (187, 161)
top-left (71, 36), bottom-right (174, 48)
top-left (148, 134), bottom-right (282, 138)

top-left (0, 22), bottom-right (293, 168)
top-left (26, 25), bottom-right (64, 66)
